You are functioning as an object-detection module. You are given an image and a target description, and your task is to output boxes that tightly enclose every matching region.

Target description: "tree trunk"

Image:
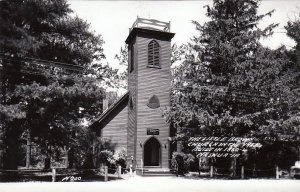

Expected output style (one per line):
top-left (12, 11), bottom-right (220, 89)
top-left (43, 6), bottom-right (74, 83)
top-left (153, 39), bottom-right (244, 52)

top-left (64, 147), bottom-right (68, 168)
top-left (25, 131), bottom-right (31, 168)
top-left (92, 141), bottom-right (96, 168)
top-left (0, 125), bottom-right (4, 169)
top-left (3, 125), bottom-right (19, 170)
top-left (44, 156), bottom-right (51, 170)
top-left (0, 149), bottom-right (3, 169)
top-left (230, 157), bottom-right (237, 177)
top-left (4, 138), bottom-right (18, 170)
top-left (67, 148), bottom-right (74, 169)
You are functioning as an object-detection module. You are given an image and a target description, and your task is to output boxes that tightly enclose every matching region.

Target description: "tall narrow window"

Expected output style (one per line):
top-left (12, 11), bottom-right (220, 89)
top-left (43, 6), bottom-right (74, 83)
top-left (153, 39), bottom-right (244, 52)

top-left (148, 40), bottom-right (160, 67)
top-left (130, 44), bottom-right (134, 72)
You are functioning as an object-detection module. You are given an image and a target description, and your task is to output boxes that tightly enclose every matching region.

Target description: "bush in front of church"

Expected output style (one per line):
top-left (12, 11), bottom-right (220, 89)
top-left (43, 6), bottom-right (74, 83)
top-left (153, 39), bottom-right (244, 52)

top-left (113, 148), bottom-right (127, 173)
top-left (99, 149), bottom-right (127, 174)
top-left (98, 150), bottom-right (115, 173)
top-left (171, 152), bottom-right (196, 174)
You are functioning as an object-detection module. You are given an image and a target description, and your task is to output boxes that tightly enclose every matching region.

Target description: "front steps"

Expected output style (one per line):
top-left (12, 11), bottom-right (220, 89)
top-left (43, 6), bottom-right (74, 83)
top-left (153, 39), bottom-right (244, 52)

top-left (136, 168), bottom-right (175, 177)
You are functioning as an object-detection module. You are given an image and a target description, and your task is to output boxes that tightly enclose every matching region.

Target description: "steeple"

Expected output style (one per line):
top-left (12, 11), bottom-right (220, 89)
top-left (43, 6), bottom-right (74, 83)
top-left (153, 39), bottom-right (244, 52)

top-left (126, 17), bottom-right (175, 168)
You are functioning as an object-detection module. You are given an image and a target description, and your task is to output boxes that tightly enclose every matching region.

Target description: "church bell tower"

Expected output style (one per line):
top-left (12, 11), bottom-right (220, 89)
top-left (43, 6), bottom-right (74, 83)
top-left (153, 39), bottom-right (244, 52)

top-left (125, 17), bottom-right (175, 168)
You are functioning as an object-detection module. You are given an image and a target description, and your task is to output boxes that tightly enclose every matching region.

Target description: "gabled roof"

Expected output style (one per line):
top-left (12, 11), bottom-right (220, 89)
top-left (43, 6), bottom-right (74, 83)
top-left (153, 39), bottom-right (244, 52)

top-left (89, 92), bottom-right (129, 133)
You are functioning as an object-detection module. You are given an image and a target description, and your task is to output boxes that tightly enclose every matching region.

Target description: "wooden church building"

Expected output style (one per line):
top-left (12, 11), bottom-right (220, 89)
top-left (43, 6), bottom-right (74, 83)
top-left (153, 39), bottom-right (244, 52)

top-left (90, 18), bottom-right (175, 169)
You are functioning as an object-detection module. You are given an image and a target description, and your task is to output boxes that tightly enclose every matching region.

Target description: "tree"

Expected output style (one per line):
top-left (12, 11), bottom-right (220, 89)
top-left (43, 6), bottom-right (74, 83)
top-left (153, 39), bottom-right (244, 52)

top-left (283, 13), bottom-right (300, 160)
top-left (167, 0), bottom-right (278, 139)
top-left (114, 45), bottom-right (128, 90)
top-left (165, 0), bottom-right (299, 174)
top-left (286, 13), bottom-right (300, 70)
top-left (0, 0), bottom-right (109, 169)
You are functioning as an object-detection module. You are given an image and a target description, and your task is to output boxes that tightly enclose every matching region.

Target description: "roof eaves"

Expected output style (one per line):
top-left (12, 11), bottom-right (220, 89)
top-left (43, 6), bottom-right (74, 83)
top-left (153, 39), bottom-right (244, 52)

top-left (89, 92), bottom-right (129, 130)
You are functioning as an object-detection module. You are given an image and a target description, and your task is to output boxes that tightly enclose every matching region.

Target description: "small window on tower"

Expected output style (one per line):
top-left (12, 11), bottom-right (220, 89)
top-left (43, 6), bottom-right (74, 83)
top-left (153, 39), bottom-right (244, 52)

top-left (130, 44), bottom-right (134, 72)
top-left (129, 97), bottom-right (134, 110)
top-left (148, 40), bottom-right (160, 68)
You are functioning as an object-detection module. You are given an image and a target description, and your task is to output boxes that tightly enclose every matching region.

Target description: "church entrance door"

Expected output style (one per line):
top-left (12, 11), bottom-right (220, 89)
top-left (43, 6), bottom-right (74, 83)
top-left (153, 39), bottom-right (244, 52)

top-left (144, 137), bottom-right (161, 166)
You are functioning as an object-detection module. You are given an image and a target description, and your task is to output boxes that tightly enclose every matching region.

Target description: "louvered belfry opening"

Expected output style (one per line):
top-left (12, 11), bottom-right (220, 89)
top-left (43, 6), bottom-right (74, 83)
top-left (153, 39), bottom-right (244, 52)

top-left (148, 40), bottom-right (160, 67)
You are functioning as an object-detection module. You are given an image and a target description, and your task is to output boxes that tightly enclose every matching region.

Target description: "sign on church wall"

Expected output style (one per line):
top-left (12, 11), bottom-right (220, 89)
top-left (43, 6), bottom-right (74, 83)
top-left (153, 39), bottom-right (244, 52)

top-left (147, 128), bottom-right (159, 135)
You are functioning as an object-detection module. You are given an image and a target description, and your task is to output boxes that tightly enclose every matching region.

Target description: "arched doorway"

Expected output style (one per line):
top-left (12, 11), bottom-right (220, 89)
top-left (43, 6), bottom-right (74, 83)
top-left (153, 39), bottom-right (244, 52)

top-left (144, 137), bottom-right (161, 166)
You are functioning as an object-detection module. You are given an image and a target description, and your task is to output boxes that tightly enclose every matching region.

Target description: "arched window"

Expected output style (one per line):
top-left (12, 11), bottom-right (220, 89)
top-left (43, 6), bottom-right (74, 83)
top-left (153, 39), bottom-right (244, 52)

top-left (148, 40), bottom-right (160, 67)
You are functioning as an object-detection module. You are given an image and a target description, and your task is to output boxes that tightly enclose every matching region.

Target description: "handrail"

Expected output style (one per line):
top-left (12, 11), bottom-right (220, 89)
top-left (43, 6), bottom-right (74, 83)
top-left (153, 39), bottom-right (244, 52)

top-left (129, 17), bottom-right (171, 33)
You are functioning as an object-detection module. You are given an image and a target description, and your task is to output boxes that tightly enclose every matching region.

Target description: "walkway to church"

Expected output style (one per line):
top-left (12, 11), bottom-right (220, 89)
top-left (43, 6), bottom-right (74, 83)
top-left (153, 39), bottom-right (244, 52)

top-left (1, 176), bottom-right (299, 192)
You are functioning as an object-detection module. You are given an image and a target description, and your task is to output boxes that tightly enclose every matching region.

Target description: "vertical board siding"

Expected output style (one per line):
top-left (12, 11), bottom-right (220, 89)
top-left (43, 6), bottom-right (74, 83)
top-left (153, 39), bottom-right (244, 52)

top-left (136, 36), bottom-right (171, 168)
top-left (100, 30), bottom-right (173, 169)
top-left (102, 106), bottom-right (128, 150)
top-left (127, 38), bottom-right (137, 166)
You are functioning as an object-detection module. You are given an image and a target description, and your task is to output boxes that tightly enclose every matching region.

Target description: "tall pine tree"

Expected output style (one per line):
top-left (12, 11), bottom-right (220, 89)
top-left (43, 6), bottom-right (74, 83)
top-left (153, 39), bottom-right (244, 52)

top-left (0, 0), bottom-right (112, 170)
top-left (165, 0), bottom-right (299, 172)
top-left (167, 0), bottom-right (278, 140)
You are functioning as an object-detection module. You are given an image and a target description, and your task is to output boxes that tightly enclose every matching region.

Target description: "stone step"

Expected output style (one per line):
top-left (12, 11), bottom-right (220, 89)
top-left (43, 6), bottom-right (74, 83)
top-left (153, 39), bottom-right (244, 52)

top-left (136, 168), bottom-right (176, 176)
top-left (141, 173), bottom-right (174, 177)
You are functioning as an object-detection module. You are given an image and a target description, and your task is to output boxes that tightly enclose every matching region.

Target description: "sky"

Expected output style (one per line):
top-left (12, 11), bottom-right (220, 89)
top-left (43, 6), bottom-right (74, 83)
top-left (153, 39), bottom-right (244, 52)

top-left (68, 0), bottom-right (300, 69)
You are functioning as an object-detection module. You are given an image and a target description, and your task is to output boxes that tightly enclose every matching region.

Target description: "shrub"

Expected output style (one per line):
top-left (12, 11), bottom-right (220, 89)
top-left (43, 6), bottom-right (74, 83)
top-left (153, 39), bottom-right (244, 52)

top-left (99, 150), bottom-right (113, 164)
top-left (184, 153), bottom-right (197, 171)
top-left (171, 152), bottom-right (196, 174)
top-left (98, 149), bottom-right (128, 174)
top-left (113, 148), bottom-right (127, 173)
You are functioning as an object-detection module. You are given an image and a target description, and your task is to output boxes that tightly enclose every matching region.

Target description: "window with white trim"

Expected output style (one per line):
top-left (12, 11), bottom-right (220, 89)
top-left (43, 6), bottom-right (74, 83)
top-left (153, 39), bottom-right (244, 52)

top-left (148, 40), bottom-right (160, 67)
